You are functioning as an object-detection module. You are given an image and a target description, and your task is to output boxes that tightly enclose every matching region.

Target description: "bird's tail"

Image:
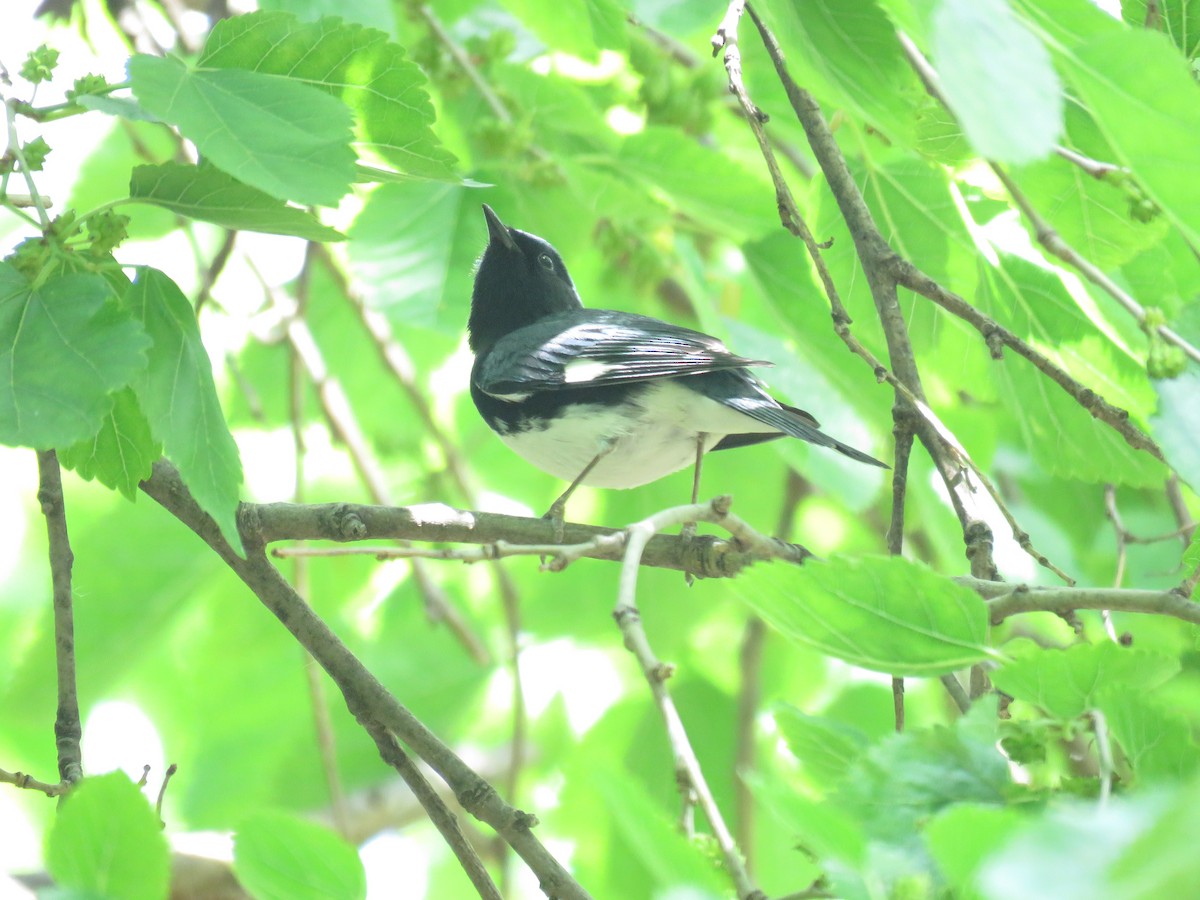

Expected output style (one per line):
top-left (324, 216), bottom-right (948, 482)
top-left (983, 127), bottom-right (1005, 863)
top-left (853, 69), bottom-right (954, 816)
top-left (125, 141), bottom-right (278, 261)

top-left (725, 396), bottom-right (889, 468)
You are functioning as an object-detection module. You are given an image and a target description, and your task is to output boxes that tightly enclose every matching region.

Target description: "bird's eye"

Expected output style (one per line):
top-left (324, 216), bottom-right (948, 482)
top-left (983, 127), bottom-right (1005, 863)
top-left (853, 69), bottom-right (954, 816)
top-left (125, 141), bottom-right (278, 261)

top-left (537, 253), bottom-right (555, 271)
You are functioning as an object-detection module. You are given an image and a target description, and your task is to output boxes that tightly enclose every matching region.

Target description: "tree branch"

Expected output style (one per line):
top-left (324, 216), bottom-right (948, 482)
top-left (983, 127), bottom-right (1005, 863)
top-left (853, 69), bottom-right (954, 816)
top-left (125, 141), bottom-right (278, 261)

top-left (361, 719), bottom-right (502, 900)
top-left (36, 450), bottom-right (82, 787)
top-left (611, 496), bottom-right (766, 900)
top-left (139, 459), bottom-right (592, 900)
top-left (966, 577), bottom-right (1200, 627)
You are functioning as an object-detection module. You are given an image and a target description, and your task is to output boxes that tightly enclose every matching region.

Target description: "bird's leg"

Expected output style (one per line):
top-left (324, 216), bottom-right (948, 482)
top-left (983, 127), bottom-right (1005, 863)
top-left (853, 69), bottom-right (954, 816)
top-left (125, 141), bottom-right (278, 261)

top-left (543, 439), bottom-right (615, 542)
top-left (679, 434), bottom-right (707, 586)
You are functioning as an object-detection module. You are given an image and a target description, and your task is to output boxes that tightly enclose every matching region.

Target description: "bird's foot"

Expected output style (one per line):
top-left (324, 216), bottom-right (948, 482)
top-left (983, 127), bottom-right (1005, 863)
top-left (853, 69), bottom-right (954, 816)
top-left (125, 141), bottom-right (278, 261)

top-left (542, 500), bottom-right (567, 544)
top-left (680, 520), bottom-right (697, 586)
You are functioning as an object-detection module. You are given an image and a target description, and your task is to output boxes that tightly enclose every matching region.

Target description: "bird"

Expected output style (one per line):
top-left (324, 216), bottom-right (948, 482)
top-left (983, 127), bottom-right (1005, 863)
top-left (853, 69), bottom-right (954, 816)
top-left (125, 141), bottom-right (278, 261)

top-left (468, 204), bottom-right (887, 536)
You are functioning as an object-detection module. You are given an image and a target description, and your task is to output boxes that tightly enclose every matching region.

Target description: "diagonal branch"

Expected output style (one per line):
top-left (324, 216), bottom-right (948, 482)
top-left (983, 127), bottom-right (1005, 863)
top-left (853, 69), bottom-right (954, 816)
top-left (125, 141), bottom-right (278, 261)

top-left (139, 459), bottom-right (592, 900)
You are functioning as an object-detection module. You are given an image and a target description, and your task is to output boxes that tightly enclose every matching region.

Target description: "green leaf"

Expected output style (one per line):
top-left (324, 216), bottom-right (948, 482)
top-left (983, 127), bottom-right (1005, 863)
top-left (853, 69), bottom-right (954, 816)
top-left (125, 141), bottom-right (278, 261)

top-left (127, 268), bottom-right (244, 553)
top-left (932, 0), bottom-right (1062, 163)
top-left (587, 768), bottom-right (727, 893)
top-left (1052, 27), bottom-right (1200, 249)
top-left (346, 180), bottom-right (476, 331)
top-left (990, 640), bottom-right (1180, 721)
top-left (496, 0), bottom-right (628, 57)
top-left (756, 0), bottom-right (921, 146)
top-left (925, 803), bottom-right (1026, 900)
top-left (977, 794), bottom-right (1163, 898)
top-left (976, 254), bottom-right (1162, 488)
top-left (1109, 774), bottom-right (1200, 898)
top-left (1012, 105), bottom-right (1168, 269)
top-left (1152, 365), bottom-right (1200, 493)
top-left (1097, 685), bottom-right (1199, 783)
top-left (233, 811), bottom-right (366, 900)
top-left (616, 126), bottom-right (779, 242)
top-left (834, 699), bottom-right (1010, 843)
top-left (1121, 0), bottom-right (1199, 60)
top-left (774, 704), bottom-right (869, 787)
top-left (196, 11), bottom-right (457, 180)
top-left (58, 388), bottom-right (161, 500)
top-left (128, 54), bottom-right (355, 207)
top-left (45, 772), bottom-right (170, 900)
top-left (0, 264), bottom-right (150, 449)
top-left (129, 163), bottom-right (345, 241)
top-left (735, 556), bottom-right (996, 677)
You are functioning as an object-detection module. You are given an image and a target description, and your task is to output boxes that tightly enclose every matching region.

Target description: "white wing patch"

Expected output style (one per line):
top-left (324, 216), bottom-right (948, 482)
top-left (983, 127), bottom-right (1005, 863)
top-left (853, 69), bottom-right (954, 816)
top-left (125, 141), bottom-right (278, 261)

top-left (562, 359), bottom-right (618, 384)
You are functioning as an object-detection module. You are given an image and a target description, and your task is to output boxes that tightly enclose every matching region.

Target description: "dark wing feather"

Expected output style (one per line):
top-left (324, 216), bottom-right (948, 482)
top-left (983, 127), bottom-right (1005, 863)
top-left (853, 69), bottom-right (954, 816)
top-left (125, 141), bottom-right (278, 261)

top-left (474, 309), bottom-right (770, 395)
top-left (721, 394), bottom-right (889, 467)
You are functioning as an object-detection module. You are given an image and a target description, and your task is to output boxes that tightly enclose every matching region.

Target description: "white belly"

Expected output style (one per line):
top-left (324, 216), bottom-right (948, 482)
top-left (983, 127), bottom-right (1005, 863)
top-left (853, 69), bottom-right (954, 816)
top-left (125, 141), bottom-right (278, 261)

top-left (498, 381), bottom-right (774, 488)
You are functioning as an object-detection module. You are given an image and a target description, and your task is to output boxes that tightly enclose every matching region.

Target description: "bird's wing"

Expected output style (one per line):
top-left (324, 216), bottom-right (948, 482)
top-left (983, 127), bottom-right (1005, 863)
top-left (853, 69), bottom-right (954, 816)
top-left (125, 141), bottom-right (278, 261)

top-left (474, 309), bottom-right (771, 395)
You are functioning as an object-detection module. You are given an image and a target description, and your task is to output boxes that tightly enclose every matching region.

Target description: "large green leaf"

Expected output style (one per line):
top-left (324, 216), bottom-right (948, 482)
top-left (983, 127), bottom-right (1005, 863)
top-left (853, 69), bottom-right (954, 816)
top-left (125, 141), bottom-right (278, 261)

top-left (775, 704), bottom-right (869, 787)
top-left (197, 11), bottom-right (457, 180)
top-left (0, 263), bottom-right (150, 449)
top-left (1097, 685), bottom-right (1199, 783)
top-left (1151, 364), bottom-right (1200, 493)
top-left (735, 556), bottom-right (996, 676)
top-left (932, 0), bottom-right (1063, 163)
top-left (925, 803), bottom-right (1026, 900)
top-left (45, 772), bottom-right (171, 900)
top-left (128, 54), bottom-right (356, 207)
top-left (1016, 2), bottom-right (1200, 248)
top-left (834, 699), bottom-right (1010, 843)
top-left (1121, 0), bottom-right (1200, 59)
top-left (234, 811), bottom-right (366, 900)
top-left (129, 162), bottom-right (345, 241)
top-left (496, 0), bottom-right (628, 57)
top-left (346, 180), bottom-right (476, 331)
top-left (58, 387), bottom-right (160, 500)
top-left (615, 126), bottom-right (779, 242)
top-left (990, 640), bottom-right (1180, 721)
top-left (127, 268), bottom-right (244, 552)
top-left (757, 0), bottom-right (921, 146)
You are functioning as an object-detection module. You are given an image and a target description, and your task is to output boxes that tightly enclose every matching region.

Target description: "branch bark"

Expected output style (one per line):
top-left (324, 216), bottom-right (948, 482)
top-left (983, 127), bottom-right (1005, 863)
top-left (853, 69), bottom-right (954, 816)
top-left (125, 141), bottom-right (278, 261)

top-left (36, 450), bottom-right (82, 787)
top-left (139, 459), bottom-right (592, 900)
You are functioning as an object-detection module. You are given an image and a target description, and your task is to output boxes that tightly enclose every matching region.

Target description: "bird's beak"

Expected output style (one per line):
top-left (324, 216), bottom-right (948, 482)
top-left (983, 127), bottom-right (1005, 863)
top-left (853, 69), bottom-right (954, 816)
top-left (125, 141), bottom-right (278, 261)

top-left (482, 204), bottom-right (518, 252)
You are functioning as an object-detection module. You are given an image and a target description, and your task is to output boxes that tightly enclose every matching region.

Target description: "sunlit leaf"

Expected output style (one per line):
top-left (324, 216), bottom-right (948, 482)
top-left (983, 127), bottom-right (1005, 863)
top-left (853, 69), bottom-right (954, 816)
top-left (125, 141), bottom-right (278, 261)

top-left (234, 811), bottom-right (366, 900)
top-left (45, 772), bottom-right (170, 900)
top-left (990, 640), bottom-right (1180, 720)
top-left (127, 268), bottom-right (244, 553)
top-left (129, 54), bottom-right (356, 206)
top-left (736, 556), bottom-right (996, 676)
top-left (129, 162), bottom-right (345, 241)
top-left (0, 263), bottom-right (150, 449)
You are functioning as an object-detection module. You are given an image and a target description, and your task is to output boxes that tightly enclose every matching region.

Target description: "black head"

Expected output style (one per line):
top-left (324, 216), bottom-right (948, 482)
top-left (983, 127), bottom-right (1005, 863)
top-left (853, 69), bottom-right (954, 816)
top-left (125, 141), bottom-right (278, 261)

top-left (468, 205), bottom-right (582, 354)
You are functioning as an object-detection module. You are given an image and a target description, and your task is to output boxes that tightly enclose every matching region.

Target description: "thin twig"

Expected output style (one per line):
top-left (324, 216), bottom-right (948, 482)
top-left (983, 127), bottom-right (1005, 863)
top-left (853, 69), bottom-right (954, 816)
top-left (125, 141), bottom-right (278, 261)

top-left (612, 495), bottom-right (766, 900)
top-left (36, 450), bottom-right (83, 787)
top-left (363, 720), bottom-right (503, 900)
top-left (970, 578), bottom-right (1200, 627)
top-left (0, 767), bottom-right (68, 797)
top-left (291, 344), bottom-right (351, 838)
top-left (1165, 476), bottom-right (1196, 545)
top-left (194, 229), bottom-right (237, 314)
top-left (4, 96), bottom-right (50, 227)
top-left (891, 262), bottom-right (1164, 462)
top-left (1053, 145), bottom-right (1125, 180)
top-left (1090, 709), bottom-right (1113, 808)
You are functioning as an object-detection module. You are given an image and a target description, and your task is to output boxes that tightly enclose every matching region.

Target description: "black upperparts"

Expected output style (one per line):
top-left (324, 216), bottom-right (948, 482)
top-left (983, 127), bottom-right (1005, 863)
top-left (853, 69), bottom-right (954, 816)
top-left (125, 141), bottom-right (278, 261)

top-left (468, 205), bottom-right (583, 354)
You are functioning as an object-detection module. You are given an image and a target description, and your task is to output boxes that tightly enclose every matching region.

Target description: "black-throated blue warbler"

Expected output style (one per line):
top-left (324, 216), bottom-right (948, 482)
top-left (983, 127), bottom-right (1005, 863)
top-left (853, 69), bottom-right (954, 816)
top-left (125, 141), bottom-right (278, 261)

top-left (469, 205), bottom-right (887, 533)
